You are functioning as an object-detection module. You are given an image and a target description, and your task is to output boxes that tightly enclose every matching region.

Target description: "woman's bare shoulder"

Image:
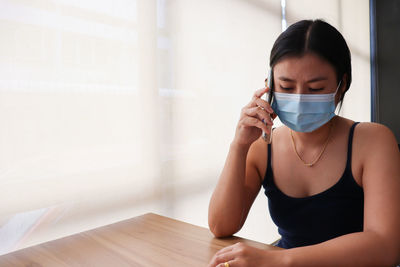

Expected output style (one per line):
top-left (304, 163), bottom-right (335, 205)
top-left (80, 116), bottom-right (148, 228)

top-left (336, 117), bottom-right (397, 145)
top-left (355, 121), bottom-right (398, 145)
top-left (352, 121), bottom-right (399, 166)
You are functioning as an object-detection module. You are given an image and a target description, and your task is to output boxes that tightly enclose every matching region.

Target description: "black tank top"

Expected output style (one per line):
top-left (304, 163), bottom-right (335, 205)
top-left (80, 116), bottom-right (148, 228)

top-left (262, 122), bottom-right (364, 249)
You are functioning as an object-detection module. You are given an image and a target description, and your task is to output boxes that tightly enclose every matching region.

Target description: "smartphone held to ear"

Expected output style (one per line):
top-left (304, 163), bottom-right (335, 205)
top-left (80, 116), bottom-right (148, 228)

top-left (262, 69), bottom-right (274, 143)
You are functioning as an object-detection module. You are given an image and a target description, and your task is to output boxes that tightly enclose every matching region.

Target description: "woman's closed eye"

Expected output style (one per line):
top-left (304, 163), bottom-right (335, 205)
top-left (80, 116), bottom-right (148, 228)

top-left (309, 87), bottom-right (324, 92)
top-left (279, 85), bottom-right (325, 92)
top-left (279, 85), bottom-right (293, 91)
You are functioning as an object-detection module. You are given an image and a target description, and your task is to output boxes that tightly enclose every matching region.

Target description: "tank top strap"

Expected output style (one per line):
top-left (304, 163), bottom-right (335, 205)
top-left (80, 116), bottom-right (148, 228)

top-left (345, 122), bottom-right (360, 170)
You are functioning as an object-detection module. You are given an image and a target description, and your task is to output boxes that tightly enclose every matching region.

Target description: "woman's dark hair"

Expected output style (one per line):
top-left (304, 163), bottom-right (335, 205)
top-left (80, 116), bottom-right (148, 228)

top-left (270, 19), bottom-right (351, 106)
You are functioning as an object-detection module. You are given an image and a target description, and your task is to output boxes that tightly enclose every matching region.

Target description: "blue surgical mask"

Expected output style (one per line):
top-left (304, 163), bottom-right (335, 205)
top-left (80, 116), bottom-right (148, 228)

top-left (271, 81), bottom-right (341, 132)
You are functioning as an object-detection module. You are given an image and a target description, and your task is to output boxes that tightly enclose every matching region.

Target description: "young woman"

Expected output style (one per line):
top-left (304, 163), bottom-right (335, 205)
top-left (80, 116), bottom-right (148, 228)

top-left (208, 20), bottom-right (400, 267)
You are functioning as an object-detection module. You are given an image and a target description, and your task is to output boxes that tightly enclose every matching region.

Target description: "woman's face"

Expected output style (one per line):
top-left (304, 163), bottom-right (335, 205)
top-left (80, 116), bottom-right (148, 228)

top-left (273, 53), bottom-right (342, 102)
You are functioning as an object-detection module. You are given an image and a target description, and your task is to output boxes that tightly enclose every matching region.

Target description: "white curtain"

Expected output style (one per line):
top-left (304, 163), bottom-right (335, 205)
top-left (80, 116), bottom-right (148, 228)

top-left (0, 0), bottom-right (369, 255)
top-left (0, 0), bottom-right (282, 255)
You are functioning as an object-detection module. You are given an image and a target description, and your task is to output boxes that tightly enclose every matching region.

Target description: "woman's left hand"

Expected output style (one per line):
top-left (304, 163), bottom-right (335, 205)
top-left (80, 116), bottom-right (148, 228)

top-left (208, 242), bottom-right (282, 267)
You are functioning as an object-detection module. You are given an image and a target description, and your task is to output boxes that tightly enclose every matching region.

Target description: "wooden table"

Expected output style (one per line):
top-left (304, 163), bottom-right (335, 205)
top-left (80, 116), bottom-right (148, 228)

top-left (0, 213), bottom-right (280, 267)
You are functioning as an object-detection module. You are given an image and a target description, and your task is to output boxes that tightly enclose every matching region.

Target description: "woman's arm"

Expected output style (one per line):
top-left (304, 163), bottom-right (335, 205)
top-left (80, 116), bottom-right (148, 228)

top-left (209, 123), bottom-right (400, 267)
top-left (283, 230), bottom-right (398, 266)
top-left (280, 123), bottom-right (400, 266)
top-left (208, 138), bottom-right (265, 237)
top-left (208, 88), bottom-right (273, 237)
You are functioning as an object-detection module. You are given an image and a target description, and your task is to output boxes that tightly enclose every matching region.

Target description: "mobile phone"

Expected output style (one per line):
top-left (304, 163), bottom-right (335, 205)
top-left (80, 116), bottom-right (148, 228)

top-left (262, 69), bottom-right (274, 143)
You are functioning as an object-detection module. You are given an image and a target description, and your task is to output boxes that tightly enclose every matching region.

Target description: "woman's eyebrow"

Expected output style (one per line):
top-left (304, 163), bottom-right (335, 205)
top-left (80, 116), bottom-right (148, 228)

top-left (307, 77), bottom-right (328, 83)
top-left (278, 76), bottom-right (295, 82)
top-left (278, 76), bottom-right (328, 82)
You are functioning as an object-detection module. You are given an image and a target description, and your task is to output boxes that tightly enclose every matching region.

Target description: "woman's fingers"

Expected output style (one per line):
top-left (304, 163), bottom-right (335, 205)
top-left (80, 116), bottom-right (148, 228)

top-left (207, 246), bottom-right (233, 267)
top-left (243, 99), bottom-right (273, 117)
top-left (209, 249), bottom-right (237, 267)
top-left (253, 98), bottom-right (274, 114)
top-left (246, 88), bottom-right (274, 114)
top-left (233, 87), bottom-right (275, 145)
top-left (210, 242), bottom-right (251, 267)
top-left (240, 116), bottom-right (270, 134)
top-left (216, 260), bottom-right (236, 267)
top-left (215, 244), bottom-right (235, 255)
top-left (244, 107), bottom-right (273, 125)
top-left (213, 251), bottom-right (236, 266)
top-left (253, 87), bottom-right (269, 98)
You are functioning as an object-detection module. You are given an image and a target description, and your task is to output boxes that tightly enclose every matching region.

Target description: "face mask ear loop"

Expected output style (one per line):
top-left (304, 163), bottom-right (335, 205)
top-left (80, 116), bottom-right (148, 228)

top-left (334, 79), bottom-right (343, 114)
top-left (334, 80), bottom-right (342, 96)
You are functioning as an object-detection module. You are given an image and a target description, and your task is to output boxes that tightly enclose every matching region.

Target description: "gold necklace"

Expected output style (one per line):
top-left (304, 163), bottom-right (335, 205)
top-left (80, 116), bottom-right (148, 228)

top-left (290, 121), bottom-right (333, 167)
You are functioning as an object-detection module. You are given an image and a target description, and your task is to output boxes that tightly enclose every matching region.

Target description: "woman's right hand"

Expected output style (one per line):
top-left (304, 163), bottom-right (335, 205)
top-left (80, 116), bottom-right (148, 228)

top-left (232, 87), bottom-right (274, 148)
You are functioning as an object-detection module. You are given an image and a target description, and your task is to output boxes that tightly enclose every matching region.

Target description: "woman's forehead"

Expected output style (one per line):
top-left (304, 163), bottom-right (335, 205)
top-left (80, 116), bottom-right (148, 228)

top-left (273, 53), bottom-right (336, 80)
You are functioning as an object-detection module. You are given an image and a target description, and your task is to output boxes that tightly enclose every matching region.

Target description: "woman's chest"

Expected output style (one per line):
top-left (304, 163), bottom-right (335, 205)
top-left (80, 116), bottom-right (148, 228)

top-left (270, 140), bottom-right (363, 198)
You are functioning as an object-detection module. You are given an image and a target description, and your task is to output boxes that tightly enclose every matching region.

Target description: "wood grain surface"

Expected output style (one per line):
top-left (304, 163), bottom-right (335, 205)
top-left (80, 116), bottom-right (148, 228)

top-left (0, 213), bottom-right (280, 267)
